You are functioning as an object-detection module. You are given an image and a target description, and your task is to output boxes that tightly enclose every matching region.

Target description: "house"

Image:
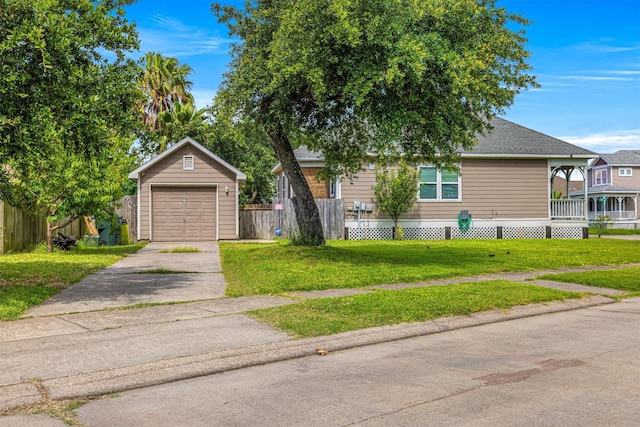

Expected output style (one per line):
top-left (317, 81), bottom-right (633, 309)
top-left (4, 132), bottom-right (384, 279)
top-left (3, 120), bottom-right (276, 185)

top-left (552, 176), bottom-right (584, 197)
top-left (128, 137), bottom-right (246, 242)
top-left (570, 150), bottom-right (640, 228)
top-left (272, 118), bottom-right (597, 240)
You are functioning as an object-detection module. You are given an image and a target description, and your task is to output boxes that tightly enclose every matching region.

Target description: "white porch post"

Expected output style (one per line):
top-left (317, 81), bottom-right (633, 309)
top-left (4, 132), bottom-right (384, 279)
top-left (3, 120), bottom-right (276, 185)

top-left (617, 197), bottom-right (624, 218)
top-left (582, 166), bottom-right (588, 220)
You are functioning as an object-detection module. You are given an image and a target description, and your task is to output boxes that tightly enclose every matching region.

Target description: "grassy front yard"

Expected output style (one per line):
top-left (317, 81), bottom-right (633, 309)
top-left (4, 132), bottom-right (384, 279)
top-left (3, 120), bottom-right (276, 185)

top-left (589, 228), bottom-right (640, 236)
top-left (0, 243), bottom-right (145, 320)
top-left (224, 239), bottom-right (640, 338)
top-left (3, 239), bottom-right (637, 328)
top-left (220, 239), bottom-right (640, 297)
top-left (248, 280), bottom-right (583, 337)
top-left (535, 267), bottom-right (640, 296)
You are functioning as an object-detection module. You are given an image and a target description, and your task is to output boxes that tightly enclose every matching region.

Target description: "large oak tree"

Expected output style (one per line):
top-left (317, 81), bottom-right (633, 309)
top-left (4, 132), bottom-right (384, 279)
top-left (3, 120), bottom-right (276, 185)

top-left (213, 0), bottom-right (537, 245)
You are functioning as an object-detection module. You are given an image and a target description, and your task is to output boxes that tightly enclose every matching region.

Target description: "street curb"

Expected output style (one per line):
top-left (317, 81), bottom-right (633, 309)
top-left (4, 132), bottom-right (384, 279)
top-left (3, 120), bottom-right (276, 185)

top-left (0, 383), bottom-right (42, 412)
top-left (1, 295), bottom-right (612, 407)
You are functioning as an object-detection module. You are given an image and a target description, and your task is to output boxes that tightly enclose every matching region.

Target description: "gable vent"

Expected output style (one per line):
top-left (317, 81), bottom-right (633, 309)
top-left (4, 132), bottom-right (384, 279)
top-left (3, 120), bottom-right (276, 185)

top-left (183, 155), bottom-right (194, 170)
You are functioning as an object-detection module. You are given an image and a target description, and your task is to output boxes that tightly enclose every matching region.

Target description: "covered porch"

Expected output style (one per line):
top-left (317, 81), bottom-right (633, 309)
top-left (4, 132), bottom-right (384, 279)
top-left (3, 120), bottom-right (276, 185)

top-left (587, 193), bottom-right (638, 221)
top-left (550, 163), bottom-right (589, 220)
top-left (567, 185), bottom-right (638, 222)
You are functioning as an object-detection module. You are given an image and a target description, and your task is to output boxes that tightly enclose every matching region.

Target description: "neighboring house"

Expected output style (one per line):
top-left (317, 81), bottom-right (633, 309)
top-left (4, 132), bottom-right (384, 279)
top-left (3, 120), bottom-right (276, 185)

top-left (552, 176), bottom-right (584, 197)
top-left (570, 150), bottom-right (640, 228)
top-left (129, 137), bottom-right (246, 242)
top-left (272, 118), bottom-right (596, 240)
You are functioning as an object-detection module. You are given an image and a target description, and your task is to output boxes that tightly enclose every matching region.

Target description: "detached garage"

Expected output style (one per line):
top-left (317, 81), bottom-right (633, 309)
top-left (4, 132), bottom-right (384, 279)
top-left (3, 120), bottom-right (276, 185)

top-left (129, 137), bottom-right (246, 241)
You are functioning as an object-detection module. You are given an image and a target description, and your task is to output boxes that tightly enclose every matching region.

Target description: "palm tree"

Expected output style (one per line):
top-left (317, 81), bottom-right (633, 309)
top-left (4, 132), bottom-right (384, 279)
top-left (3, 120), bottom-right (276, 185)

top-left (156, 103), bottom-right (210, 152)
top-left (138, 52), bottom-right (194, 135)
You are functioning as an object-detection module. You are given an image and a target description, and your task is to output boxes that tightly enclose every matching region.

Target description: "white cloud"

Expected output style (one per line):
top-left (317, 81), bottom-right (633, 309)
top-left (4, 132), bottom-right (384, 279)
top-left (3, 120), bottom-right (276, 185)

top-left (136, 15), bottom-right (234, 57)
top-left (560, 130), bottom-right (640, 154)
top-left (557, 75), bottom-right (633, 82)
top-left (192, 89), bottom-right (217, 109)
top-left (570, 40), bottom-right (640, 54)
top-left (593, 70), bottom-right (640, 76)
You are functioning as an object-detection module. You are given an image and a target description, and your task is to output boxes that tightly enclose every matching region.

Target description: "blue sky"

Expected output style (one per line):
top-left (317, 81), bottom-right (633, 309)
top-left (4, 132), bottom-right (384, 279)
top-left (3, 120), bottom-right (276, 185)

top-left (124, 0), bottom-right (640, 154)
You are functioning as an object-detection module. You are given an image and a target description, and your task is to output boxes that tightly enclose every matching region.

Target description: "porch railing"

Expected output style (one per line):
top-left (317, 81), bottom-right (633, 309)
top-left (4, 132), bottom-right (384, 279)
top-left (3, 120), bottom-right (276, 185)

top-left (588, 211), bottom-right (637, 221)
top-left (551, 199), bottom-right (585, 220)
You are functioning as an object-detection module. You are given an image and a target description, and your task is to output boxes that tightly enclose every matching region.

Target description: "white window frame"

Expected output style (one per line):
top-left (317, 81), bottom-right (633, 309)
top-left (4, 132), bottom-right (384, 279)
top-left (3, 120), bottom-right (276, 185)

top-left (594, 168), bottom-right (608, 186)
top-left (183, 155), bottom-right (195, 170)
top-left (619, 168), bottom-right (633, 177)
top-left (417, 166), bottom-right (461, 202)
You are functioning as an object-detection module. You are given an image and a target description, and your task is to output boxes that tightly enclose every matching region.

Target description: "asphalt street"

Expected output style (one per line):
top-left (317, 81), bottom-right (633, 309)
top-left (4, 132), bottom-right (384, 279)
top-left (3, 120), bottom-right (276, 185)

top-left (73, 297), bottom-right (640, 427)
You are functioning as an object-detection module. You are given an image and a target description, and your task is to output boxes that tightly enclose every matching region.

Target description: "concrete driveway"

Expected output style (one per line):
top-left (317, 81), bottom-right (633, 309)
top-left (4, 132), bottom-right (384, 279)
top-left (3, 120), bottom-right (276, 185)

top-left (25, 242), bottom-right (226, 317)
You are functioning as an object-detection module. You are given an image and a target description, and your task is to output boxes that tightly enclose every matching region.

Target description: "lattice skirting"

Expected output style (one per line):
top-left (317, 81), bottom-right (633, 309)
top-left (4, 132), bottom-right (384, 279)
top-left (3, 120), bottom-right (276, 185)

top-left (403, 227), bottom-right (446, 240)
top-left (551, 227), bottom-right (584, 239)
top-left (346, 226), bottom-right (584, 240)
top-left (347, 227), bottom-right (393, 240)
top-left (452, 227), bottom-right (497, 240)
top-left (503, 226), bottom-right (546, 239)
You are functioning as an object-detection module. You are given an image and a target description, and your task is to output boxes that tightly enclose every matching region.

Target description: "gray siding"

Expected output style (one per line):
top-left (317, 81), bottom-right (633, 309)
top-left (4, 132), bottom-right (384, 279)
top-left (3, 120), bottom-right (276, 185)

top-left (340, 159), bottom-right (549, 220)
top-left (138, 143), bottom-right (239, 240)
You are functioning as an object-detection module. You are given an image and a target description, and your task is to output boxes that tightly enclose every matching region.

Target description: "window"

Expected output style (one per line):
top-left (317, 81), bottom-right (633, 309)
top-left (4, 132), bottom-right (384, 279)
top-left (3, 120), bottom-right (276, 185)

top-left (183, 155), bottom-right (194, 170)
top-left (418, 166), bottom-right (460, 201)
top-left (594, 169), bottom-right (608, 185)
top-left (619, 168), bottom-right (633, 177)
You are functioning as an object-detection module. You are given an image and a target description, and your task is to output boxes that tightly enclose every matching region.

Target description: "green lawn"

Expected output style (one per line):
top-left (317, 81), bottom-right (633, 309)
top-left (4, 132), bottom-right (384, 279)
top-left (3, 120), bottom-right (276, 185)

top-left (4, 238), bottom-right (637, 327)
top-left (589, 228), bottom-right (640, 236)
top-left (220, 239), bottom-right (640, 297)
top-left (248, 280), bottom-right (584, 338)
top-left (0, 244), bottom-right (145, 320)
top-left (158, 247), bottom-right (201, 253)
top-left (535, 267), bottom-right (640, 294)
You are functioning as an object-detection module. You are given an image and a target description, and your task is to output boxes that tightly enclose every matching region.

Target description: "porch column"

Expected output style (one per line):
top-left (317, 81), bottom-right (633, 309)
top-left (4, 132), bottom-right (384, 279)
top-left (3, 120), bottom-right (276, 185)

top-left (581, 167), bottom-right (588, 220)
top-left (566, 167), bottom-right (574, 197)
top-left (616, 197), bottom-right (625, 218)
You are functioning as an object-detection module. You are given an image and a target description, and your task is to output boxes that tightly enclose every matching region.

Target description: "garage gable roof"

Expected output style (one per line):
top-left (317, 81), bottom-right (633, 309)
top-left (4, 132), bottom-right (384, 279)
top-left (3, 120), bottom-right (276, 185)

top-left (128, 137), bottom-right (247, 180)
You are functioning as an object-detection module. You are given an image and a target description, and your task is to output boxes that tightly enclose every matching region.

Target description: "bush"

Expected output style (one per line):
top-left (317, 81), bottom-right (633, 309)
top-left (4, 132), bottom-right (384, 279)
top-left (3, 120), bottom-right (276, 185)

top-left (592, 215), bottom-right (613, 237)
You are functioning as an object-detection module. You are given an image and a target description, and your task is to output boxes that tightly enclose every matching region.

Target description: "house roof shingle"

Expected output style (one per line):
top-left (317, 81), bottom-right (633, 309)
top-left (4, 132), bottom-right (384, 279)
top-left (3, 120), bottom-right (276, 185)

top-left (598, 150), bottom-right (640, 166)
top-left (286, 117), bottom-right (596, 162)
top-left (571, 185), bottom-right (640, 197)
top-left (467, 117), bottom-right (596, 158)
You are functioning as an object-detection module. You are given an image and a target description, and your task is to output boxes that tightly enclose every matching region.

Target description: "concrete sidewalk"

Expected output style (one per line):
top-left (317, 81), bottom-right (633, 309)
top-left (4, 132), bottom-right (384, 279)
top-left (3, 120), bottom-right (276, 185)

top-left (0, 242), bottom-right (636, 414)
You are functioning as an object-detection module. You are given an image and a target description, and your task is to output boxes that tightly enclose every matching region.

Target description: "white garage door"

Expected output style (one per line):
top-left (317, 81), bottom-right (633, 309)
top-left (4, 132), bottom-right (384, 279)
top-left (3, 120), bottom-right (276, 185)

top-left (152, 187), bottom-right (216, 241)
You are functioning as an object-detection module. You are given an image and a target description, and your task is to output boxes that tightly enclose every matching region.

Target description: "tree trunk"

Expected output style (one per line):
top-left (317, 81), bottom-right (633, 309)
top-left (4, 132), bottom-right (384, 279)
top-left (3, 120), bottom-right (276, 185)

top-left (46, 216), bottom-right (78, 252)
top-left (266, 125), bottom-right (325, 245)
top-left (46, 222), bottom-right (54, 253)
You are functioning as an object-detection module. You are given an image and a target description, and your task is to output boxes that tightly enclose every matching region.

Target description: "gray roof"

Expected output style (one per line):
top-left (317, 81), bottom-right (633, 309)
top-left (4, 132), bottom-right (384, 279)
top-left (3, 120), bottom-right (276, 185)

top-left (292, 145), bottom-right (324, 161)
top-left (598, 150), bottom-right (640, 166)
top-left (467, 118), bottom-right (596, 158)
top-left (289, 117), bottom-right (595, 161)
top-left (571, 185), bottom-right (640, 196)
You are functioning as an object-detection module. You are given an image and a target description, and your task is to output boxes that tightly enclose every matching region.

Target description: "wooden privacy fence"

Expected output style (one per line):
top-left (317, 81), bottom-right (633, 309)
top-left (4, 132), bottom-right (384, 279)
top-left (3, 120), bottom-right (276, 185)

top-left (116, 195), bottom-right (138, 244)
top-left (240, 199), bottom-right (345, 240)
top-left (0, 201), bottom-right (84, 254)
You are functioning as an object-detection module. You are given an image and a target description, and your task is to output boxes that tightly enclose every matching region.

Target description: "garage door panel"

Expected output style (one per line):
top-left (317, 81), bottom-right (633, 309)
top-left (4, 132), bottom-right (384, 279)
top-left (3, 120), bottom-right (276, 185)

top-left (152, 187), bottom-right (217, 242)
top-left (201, 216), bottom-right (215, 226)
